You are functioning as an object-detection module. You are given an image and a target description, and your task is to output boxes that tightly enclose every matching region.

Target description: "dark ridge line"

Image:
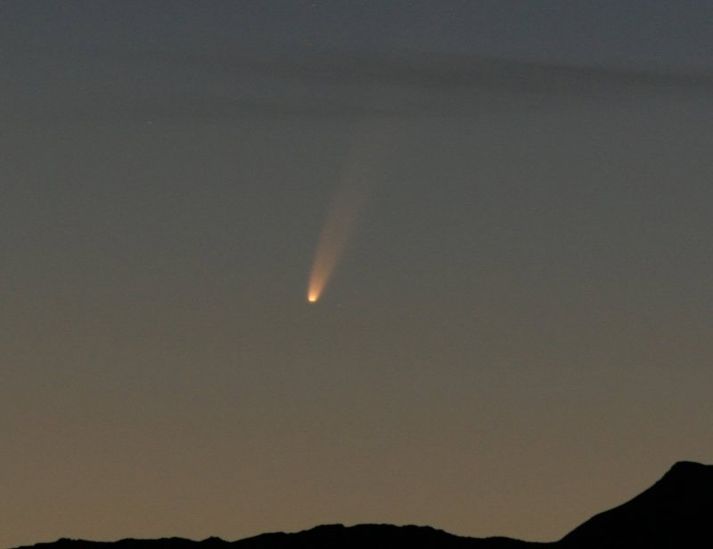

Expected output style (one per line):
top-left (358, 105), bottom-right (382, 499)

top-left (12, 461), bottom-right (713, 549)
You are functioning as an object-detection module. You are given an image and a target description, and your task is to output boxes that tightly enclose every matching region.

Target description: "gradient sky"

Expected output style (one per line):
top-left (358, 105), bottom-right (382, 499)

top-left (2, 2), bottom-right (713, 548)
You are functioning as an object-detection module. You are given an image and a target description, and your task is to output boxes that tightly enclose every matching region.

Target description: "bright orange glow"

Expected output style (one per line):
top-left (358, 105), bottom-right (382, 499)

top-left (306, 120), bottom-right (395, 304)
top-left (306, 181), bottom-right (369, 304)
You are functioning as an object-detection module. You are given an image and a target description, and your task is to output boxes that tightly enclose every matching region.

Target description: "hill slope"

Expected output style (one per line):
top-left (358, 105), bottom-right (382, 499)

top-left (558, 461), bottom-right (713, 548)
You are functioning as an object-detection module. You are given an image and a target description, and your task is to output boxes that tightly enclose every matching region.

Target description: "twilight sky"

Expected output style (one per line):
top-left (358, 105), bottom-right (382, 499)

top-left (2, 2), bottom-right (713, 547)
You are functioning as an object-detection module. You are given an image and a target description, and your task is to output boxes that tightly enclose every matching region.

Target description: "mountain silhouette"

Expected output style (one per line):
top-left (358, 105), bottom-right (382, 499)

top-left (14, 461), bottom-right (712, 549)
top-left (558, 461), bottom-right (713, 548)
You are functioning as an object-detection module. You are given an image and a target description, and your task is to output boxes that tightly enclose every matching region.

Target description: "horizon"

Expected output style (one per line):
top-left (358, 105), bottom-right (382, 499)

top-left (9, 460), bottom-right (713, 548)
top-left (2, 2), bottom-right (713, 548)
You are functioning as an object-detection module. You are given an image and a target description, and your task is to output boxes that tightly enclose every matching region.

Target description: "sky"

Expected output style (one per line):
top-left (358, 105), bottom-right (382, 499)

top-left (1, 1), bottom-right (713, 547)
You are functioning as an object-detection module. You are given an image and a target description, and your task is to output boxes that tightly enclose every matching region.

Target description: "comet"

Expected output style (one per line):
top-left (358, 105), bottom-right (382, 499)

top-left (306, 180), bottom-right (370, 303)
top-left (305, 119), bottom-right (401, 303)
